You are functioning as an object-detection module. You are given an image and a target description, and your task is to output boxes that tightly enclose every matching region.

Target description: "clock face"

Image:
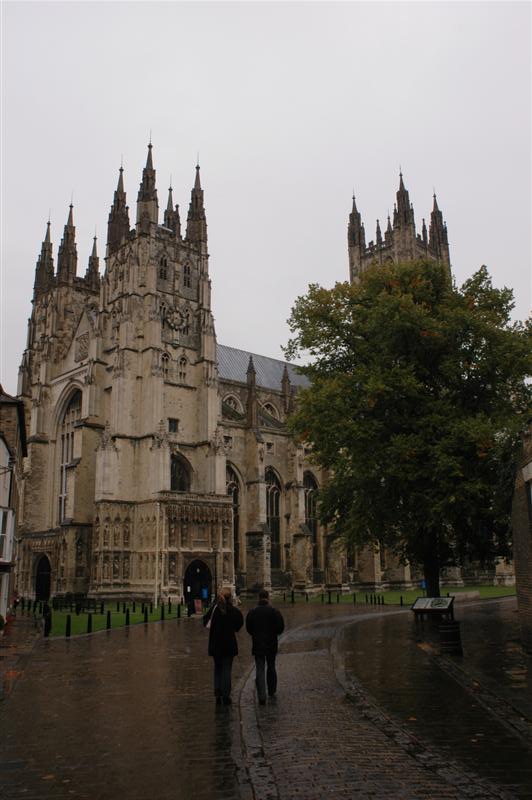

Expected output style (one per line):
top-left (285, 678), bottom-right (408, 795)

top-left (168, 309), bottom-right (183, 330)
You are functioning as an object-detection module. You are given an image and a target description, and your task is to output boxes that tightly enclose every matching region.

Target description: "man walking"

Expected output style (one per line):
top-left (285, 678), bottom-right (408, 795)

top-left (245, 590), bottom-right (284, 705)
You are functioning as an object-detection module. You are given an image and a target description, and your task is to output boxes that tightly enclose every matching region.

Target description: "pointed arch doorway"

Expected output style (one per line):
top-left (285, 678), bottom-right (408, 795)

top-left (183, 559), bottom-right (212, 606)
top-left (35, 555), bottom-right (52, 601)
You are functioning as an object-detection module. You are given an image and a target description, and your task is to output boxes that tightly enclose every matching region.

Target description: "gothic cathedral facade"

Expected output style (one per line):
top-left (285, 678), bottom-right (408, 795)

top-left (15, 146), bottom-right (451, 602)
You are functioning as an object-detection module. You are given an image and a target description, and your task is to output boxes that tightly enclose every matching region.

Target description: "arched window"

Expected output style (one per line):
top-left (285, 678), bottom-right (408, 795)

top-left (304, 472), bottom-right (319, 569)
top-left (58, 390), bottom-right (82, 522)
top-left (161, 353), bottom-right (170, 379)
top-left (159, 256), bottom-right (168, 280)
top-left (263, 402), bottom-right (279, 420)
top-left (178, 356), bottom-right (187, 383)
top-left (171, 455), bottom-right (191, 492)
top-left (265, 467), bottom-right (282, 569)
top-left (226, 466), bottom-right (240, 570)
top-left (224, 395), bottom-right (242, 413)
top-left (183, 264), bottom-right (191, 288)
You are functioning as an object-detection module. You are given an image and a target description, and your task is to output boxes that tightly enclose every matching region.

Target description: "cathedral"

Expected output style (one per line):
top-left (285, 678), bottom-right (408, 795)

top-left (15, 145), bottom-right (452, 603)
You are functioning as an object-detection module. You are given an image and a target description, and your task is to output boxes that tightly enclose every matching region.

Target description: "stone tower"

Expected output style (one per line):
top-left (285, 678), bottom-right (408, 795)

top-left (348, 173), bottom-right (450, 283)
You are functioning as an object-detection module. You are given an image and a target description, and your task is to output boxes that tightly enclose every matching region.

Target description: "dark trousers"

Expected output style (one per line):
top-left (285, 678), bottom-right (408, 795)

top-left (254, 653), bottom-right (277, 701)
top-left (213, 656), bottom-right (233, 698)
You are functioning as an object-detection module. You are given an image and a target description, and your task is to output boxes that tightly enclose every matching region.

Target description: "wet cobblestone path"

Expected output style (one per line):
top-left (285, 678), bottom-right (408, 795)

top-left (1, 601), bottom-right (529, 799)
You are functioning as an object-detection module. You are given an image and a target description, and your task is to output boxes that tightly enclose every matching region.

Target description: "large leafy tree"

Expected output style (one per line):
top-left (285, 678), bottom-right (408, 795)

top-left (285, 261), bottom-right (531, 596)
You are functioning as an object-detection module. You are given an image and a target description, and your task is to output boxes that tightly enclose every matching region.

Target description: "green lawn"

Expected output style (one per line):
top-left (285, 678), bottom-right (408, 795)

top-left (45, 603), bottom-right (186, 637)
top-left (280, 583), bottom-right (516, 607)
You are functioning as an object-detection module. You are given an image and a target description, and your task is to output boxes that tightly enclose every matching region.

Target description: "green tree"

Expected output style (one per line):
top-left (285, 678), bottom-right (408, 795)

top-left (285, 261), bottom-right (532, 596)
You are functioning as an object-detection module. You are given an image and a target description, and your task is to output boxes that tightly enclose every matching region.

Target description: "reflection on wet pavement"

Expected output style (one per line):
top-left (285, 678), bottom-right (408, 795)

top-left (338, 601), bottom-right (532, 800)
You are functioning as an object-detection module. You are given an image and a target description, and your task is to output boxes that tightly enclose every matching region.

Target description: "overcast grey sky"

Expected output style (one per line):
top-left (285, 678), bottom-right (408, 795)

top-left (1, 1), bottom-right (530, 395)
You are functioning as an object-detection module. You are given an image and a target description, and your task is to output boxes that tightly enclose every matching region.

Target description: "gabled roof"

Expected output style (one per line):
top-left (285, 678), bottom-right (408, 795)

top-left (217, 344), bottom-right (309, 390)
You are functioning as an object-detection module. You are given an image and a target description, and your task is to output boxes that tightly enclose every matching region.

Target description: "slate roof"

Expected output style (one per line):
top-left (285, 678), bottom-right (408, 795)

top-left (217, 344), bottom-right (309, 390)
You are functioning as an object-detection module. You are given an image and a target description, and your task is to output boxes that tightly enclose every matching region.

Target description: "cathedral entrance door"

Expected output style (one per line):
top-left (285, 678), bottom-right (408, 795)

top-left (35, 555), bottom-right (52, 601)
top-left (183, 560), bottom-right (212, 607)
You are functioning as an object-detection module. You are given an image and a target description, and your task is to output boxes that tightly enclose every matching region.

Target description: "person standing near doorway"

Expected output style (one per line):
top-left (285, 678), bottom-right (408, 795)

top-left (203, 588), bottom-right (243, 705)
top-left (245, 590), bottom-right (284, 705)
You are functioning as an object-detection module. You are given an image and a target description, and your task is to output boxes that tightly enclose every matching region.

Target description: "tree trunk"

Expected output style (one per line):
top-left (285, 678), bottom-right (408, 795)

top-left (422, 531), bottom-right (440, 597)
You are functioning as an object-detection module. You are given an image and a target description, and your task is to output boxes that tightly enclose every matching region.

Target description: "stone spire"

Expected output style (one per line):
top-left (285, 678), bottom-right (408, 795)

top-left (428, 193), bottom-right (450, 265)
top-left (281, 363), bottom-right (292, 413)
top-left (348, 194), bottom-right (366, 282)
top-left (185, 164), bottom-right (208, 251)
top-left (394, 172), bottom-right (415, 229)
top-left (136, 143), bottom-right (158, 230)
top-left (376, 219), bottom-right (382, 248)
top-left (85, 236), bottom-right (101, 292)
top-left (246, 355), bottom-right (258, 428)
top-left (33, 220), bottom-right (55, 298)
top-left (57, 204), bottom-right (78, 283)
top-left (347, 195), bottom-right (365, 248)
top-left (107, 166), bottom-right (130, 255)
top-left (164, 183), bottom-right (181, 237)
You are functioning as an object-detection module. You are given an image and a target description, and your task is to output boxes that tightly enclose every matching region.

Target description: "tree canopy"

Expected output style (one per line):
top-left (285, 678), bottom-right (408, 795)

top-left (285, 261), bottom-right (532, 595)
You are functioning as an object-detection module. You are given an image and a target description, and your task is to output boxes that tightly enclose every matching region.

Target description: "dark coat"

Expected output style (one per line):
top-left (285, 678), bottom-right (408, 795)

top-left (245, 601), bottom-right (285, 656)
top-left (203, 602), bottom-right (244, 658)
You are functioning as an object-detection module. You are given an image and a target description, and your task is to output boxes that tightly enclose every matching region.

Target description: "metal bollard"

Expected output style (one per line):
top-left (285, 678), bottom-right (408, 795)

top-left (168, 599), bottom-right (172, 614)
top-left (133, 601), bottom-right (136, 613)
top-left (305, 593), bottom-right (309, 602)
top-left (100, 602), bottom-right (104, 615)
top-left (125, 609), bottom-right (130, 626)
top-left (327, 590), bottom-right (332, 605)
top-left (149, 603), bottom-right (153, 614)
top-left (106, 610), bottom-right (111, 630)
top-left (400, 596), bottom-right (403, 607)
top-left (291, 590), bottom-right (295, 604)
top-left (87, 613), bottom-right (93, 634)
top-left (177, 603), bottom-right (181, 619)
top-left (144, 607), bottom-right (148, 624)
top-left (65, 615), bottom-right (71, 638)
top-left (321, 593), bottom-right (324, 603)
top-left (336, 593), bottom-right (340, 604)
top-left (353, 593), bottom-right (356, 605)
top-left (116, 602), bottom-right (119, 612)
top-left (365, 594), bottom-right (368, 604)
top-left (161, 604), bottom-right (165, 621)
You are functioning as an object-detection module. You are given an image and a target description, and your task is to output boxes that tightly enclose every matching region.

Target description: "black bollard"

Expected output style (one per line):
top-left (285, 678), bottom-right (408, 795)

top-left (144, 607), bottom-right (148, 624)
top-left (43, 605), bottom-right (52, 637)
top-left (87, 613), bottom-right (93, 634)
top-left (125, 609), bottom-right (130, 626)
top-left (283, 593), bottom-right (286, 602)
top-left (305, 593), bottom-right (309, 602)
top-left (336, 593), bottom-right (340, 604)
top-left (149, 603), bottom-right (153, 614)
top-left (353, 593), bottom-right (356, 605)
top-left (100, 602), bottom-right (104, 615)
top-left (321, 593), bottom-right (324, 603)
top-left (177, 603), bottom-right (181, 619)
top-left (65, 614), bottom-right (71, 638)
top-left (400, 596), bottom-right (403, 607)
top-left (327, 590), bottom-right (332, 605)
top-left (291, 590), bottom-right (295, 604)
top-left (161, 604), bottom-right (165, 621)
top-left (122, 602), bottom-right (126, 614)
top-left (116, 602), bottom-right (119, 612)
top-left (106, 610), bottom-right (111, 629)
top-left (133, 601), bottom-right (136, 613)
top-left (365, 594), bottom-right (368, 604)
top-left (168, 599), bottom-right (172, 614)
top-left (21, 597), bottom-right (25, 611)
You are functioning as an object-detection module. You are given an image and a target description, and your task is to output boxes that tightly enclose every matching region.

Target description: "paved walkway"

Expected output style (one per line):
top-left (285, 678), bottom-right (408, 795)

top-left (0, 600), bottom-right (530, 799)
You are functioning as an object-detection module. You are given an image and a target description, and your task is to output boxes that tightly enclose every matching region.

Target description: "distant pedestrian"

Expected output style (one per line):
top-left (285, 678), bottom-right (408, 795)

top-left (203, 588), bottom-right (243, 705)
top-left (245, 590), bottom-right (284, 705)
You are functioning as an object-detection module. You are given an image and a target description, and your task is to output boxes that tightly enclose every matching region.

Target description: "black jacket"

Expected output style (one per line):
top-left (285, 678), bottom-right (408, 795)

top-left (203, 602), bottom-right (244, 658)
top-left (245, 601), bottom-right (285, 656)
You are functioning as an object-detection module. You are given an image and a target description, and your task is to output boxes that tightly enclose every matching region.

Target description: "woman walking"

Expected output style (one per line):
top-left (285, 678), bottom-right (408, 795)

top-left (203, 587), bottom-right (243, 705)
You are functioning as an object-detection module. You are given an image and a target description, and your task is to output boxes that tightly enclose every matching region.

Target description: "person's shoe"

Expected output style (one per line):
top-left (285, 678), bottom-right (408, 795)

top-left (222, 696), bottom-right (232, 705)
top-left (268, 692), bottom-right (276, 699)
